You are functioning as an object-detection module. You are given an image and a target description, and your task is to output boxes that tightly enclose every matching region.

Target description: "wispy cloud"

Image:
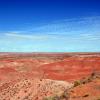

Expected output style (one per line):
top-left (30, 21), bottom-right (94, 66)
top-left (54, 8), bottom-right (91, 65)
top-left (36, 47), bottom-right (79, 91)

top-left (28, 16), bottom-right (100, 34)
top-left (79, 33), bottom-right (100, 40)
top-left (5, 33), bottom-right (52, 40)
top-left (4, 31), bottom-right (100, 42)
top-left (0, 16), bottom-right (100, 52)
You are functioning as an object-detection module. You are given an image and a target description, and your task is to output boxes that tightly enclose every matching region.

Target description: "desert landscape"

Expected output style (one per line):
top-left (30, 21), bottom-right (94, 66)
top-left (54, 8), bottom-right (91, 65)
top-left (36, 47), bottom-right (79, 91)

top-left (0, 0), bottom-right (100, 99)
top-left (0, 52), bottom-right (100, 100)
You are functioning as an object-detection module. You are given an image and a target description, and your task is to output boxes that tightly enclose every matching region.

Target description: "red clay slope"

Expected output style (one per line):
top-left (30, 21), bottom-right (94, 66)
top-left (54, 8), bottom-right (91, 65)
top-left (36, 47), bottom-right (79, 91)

top-left (0, 53), bottom-right (100, 100)
top-left (0, 53), bottom-right (100, 82)
top-left (40, 55), bottom-right (100, 81)
top-left (69, 73), bottom-right (100, 100)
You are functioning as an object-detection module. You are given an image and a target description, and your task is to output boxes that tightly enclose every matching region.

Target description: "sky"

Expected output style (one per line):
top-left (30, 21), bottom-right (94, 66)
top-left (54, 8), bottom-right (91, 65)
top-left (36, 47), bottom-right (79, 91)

top-left (0, 0), bottom-right (100, 52)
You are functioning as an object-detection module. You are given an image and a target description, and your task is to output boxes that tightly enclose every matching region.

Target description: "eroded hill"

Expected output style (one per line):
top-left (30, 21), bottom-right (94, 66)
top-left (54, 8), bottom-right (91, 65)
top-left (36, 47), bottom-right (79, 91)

top-left (0, 53), bottom-right (100, 100)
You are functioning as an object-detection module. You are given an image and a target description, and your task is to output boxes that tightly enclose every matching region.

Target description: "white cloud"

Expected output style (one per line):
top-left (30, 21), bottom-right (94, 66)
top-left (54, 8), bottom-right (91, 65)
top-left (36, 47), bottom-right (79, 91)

top-left (0, 16), bottom-right (100, 52)
top-left (5, 33), bottom-right (51, 40)
top-left (79, 33), bottom-right (100, 40)
top-left (29, 16), bottom-right (100, 34)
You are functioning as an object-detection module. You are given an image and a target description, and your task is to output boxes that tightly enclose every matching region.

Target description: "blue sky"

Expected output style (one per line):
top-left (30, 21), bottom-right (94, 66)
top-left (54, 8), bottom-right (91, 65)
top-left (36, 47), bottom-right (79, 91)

top-left (0, 0), bottom-right (100, 52)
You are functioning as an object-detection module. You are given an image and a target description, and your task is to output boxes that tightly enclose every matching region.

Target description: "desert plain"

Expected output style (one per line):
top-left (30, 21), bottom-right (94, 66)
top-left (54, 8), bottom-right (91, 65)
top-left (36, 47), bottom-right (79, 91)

top-left (0, 52), bottom-right (100, 100)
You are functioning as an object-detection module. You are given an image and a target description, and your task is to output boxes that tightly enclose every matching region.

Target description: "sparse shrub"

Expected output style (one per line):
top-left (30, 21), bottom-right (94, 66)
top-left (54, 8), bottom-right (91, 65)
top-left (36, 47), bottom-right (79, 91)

top-left (82, 94), bottom-right (89, 97)
top-left (97, 97), bottom-right (100, 100)
top-left (60, 91), bottom-right (69, 100)
top-left (91, 72), bottom-right (95, 77)
top-left (74, 80), bottom-right (81, 87)
top-left (43, 95), bottom-right (60, 100)
top-left (43, 90), bottom-right (70, 100)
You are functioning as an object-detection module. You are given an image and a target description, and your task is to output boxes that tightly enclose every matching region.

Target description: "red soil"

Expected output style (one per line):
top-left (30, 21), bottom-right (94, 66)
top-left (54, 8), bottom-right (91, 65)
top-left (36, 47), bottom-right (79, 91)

top-left (69, 76), bottom-right (100, 100)
top-left (40, 56), bottom-right (100, 81)
top-left (0, 52), bottom-right (100, 100)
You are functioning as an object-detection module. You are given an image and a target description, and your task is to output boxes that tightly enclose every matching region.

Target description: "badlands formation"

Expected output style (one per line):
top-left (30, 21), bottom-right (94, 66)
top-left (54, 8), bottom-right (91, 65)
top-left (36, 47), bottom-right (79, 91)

top-left (0, 53), bottom-right (100, 100)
